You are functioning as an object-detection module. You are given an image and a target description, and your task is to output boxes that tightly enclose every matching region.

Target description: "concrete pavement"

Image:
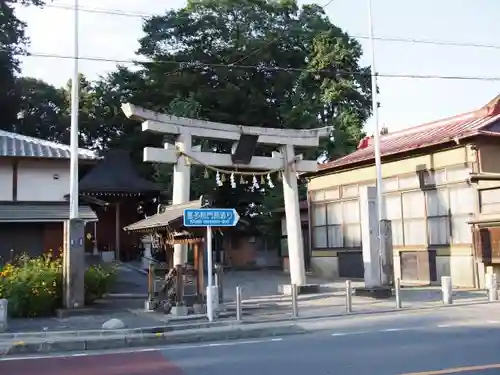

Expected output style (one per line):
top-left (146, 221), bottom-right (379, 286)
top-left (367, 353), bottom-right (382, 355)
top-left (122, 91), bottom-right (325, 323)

top-left (3, 304), bottom-right (500, 374)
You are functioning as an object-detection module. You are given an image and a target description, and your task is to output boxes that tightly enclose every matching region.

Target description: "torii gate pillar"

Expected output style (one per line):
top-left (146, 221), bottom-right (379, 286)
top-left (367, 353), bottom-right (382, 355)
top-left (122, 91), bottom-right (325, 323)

top-left (171, 133), bottom-right (192, 266)
top-left (282, 144), bottom-right (306, 286)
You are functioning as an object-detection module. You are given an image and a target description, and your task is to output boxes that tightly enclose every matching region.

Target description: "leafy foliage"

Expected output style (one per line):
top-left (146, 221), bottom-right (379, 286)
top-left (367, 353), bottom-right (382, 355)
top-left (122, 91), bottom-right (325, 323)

top-left (0, 254), bottom-right (117, 317)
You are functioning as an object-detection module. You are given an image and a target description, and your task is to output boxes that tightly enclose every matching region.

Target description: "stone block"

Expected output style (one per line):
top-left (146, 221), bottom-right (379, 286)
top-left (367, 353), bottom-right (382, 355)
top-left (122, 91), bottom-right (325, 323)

top-left (102, 318), bottom-right (126, 330)
top-left (171, 306), bottom-right (188, 317)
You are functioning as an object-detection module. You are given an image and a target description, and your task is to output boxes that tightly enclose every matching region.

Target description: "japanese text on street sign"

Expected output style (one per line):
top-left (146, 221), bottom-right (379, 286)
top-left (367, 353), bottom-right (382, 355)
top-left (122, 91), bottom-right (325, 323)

top-left (183, 208), bottom-right (240, 227)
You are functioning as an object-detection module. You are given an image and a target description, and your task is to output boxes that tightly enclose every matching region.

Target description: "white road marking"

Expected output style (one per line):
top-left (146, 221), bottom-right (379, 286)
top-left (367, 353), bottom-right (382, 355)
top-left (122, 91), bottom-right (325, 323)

top-left (380, 328), bottom-right (410, 332)
top-left (332, 331), bottom-right (370, 337)
top-left (328, 322), bottom-right (496, 338)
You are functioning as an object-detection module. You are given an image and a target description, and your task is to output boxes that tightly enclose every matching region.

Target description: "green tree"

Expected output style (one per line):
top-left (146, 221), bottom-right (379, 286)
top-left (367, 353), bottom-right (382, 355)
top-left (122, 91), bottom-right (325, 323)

top-left (14, 77), bottom-right (69, 141)
top-left (137, 0), bottom-right (371, 150)
top-left (134, 0), bottom-right (371, 225)
top-left (1, 0), bottom-right (45, 132)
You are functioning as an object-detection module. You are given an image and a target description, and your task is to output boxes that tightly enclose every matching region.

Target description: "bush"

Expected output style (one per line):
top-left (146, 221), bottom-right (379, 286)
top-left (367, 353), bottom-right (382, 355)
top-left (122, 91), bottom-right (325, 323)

top-left (0, 253), bottom-right (117, 318)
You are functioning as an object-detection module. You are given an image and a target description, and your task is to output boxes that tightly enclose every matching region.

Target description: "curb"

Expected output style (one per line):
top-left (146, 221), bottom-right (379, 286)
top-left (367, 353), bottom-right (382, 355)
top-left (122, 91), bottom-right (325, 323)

top-left (1, 323), bottom-right (307, 356)
top-left (0, 321), bottom-right (232, 340)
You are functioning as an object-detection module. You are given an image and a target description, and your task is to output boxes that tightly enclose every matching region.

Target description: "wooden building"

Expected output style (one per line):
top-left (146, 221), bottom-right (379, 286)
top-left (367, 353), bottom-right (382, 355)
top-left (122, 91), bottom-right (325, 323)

top-left (78, 149), bottom-right (161, 261)
top-left (304, 95), bottom-right (500, 288)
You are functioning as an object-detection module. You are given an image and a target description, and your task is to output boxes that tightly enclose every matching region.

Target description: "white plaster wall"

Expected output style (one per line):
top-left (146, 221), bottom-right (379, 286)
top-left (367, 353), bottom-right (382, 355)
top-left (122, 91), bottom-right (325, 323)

top-left (311, 257), bottom-right (339, 279)
top-left (17, 160), bottom-right (70, 201)
top-left (0, 161), bottom-right (13, 200)
top-left (436, 255), bottom-right (475, 288)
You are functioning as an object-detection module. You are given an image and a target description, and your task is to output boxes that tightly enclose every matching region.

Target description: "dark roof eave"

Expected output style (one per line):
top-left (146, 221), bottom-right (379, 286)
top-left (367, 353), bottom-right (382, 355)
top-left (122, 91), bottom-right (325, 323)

top-left (78, 150), bottom-right (161, 194)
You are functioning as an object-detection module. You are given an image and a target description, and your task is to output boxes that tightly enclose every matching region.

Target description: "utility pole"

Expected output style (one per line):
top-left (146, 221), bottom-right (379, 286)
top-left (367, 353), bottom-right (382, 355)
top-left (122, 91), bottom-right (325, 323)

top-left (64, 0), bottom-right (85, 309)
top-left (367, 0), bottom-right (387, 285)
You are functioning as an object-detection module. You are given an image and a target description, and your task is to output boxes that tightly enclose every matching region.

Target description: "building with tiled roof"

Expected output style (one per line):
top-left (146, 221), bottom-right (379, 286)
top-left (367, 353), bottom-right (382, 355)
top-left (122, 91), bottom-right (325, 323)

top-left (304, 95), bottom-right (500, 289)
top-left (0, 131), bottom-right (99, 262)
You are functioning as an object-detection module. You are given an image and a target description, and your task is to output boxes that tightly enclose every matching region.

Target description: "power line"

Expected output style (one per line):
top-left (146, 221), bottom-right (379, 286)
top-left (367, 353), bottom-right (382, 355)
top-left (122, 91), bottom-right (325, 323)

top-left (351, 34), bottom-right (500, 50)
top-left (40, 3), bottom-right (500, 51)
top-left (15, 50), bottom-right (500, 82)
top-left (43, 3), bottom-right (151, 18)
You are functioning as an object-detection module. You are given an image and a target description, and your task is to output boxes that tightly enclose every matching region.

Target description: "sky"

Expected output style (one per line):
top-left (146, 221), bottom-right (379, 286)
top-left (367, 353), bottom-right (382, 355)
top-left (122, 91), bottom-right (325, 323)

top-left (14, 0), bottom-right (500, 135)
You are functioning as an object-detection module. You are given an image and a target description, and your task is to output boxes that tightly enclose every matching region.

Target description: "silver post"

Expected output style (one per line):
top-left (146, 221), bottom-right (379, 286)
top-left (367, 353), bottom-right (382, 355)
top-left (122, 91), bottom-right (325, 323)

top-left (235, 285), bottom-right (242, 321)
top-left (345, 280), bottom-right (352, 313)
top-left (441, 276), bottom-right (452, 305)
top-left (291, 284), bottom-right (299, 318)
top-left (395, 277), bottom-right (402, 309)
top-left (488, 274), bottom-right (498, 302)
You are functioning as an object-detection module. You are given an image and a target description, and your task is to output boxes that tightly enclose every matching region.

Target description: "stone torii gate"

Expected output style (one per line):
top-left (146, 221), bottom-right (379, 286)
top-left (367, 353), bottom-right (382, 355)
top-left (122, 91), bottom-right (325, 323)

top-left (122, 103), bottom-right (331, 287)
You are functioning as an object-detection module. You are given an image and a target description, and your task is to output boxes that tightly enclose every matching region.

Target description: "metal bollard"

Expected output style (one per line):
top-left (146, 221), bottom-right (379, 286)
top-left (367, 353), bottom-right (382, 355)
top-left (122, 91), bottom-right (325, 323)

top-left (345, 280), bottom-right (352, 313)
top-left (486, 273), bottom-right (498, 302)
top-left (291, 284), bottom-right (299, 318)
top-left (235, 285), bottom-right (243, 321)
top-left (441, 276), bottom-right (453, 305)
top-left (395, 277), bottom-right (402, 309)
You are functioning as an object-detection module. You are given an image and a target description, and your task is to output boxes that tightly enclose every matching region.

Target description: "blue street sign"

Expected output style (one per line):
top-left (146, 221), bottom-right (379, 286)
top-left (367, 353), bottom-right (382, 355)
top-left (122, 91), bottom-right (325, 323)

top-left (183, 208), bottom-right (240, 227)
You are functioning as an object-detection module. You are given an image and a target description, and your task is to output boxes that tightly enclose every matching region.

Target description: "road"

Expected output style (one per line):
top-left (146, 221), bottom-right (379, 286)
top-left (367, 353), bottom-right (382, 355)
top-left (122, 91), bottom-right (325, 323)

top-left (3, 305), bottom-right (500, 375)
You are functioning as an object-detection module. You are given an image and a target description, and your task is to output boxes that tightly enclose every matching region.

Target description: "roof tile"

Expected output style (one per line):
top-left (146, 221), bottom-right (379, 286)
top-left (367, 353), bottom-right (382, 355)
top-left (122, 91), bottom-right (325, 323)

top-left (0, 130), bottom-right (96, 160)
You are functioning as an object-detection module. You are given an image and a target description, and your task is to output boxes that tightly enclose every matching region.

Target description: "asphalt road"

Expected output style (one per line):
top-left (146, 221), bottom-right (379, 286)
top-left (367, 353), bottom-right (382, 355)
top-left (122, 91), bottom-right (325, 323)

top-left (3, 307), bottom-right (500, 375)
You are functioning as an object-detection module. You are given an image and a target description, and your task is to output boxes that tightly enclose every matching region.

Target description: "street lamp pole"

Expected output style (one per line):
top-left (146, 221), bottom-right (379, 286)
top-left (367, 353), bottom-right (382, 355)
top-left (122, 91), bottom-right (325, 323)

top-left (367, 0), bottom-right (386, 284)
top-left (69, 1), bottom-right (80, 216)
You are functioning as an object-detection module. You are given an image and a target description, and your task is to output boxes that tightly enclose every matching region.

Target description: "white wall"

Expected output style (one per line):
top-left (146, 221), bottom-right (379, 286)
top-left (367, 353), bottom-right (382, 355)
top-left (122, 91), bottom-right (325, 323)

top-left (17, 160), bottom-right (70, 201)
top-left (0, 160), bottom-right (13, 200)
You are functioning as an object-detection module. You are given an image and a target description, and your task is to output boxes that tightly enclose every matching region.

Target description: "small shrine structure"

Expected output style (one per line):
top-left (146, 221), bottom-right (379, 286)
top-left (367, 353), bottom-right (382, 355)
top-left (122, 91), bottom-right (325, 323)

top-left (78, 149), bottom-right (161, 261)
top-left (123, 197), bottom-right (207, 312)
